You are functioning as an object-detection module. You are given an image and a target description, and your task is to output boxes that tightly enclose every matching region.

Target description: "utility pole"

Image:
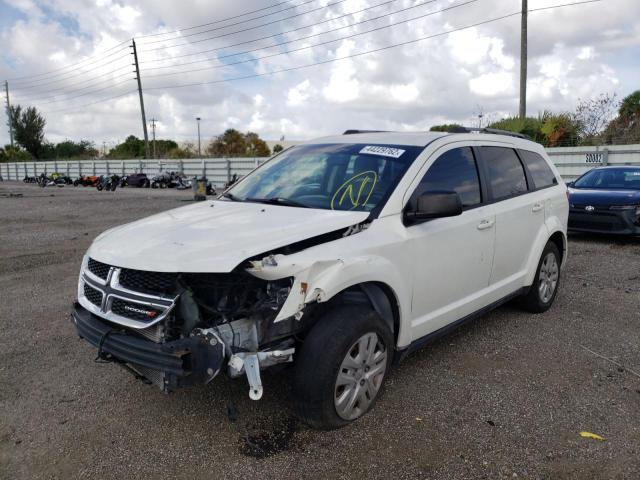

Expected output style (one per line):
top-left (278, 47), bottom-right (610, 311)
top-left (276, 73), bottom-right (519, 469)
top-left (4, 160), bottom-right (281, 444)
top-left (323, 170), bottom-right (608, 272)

top-left (150, 118), bottom-right (157, 159)
top-left (519, 0), bottom-right (528, 119)
top-left (131, 39), bottom-right (150, 158)
top-left (4, 80), bottom-right (14, 149)
top-left (196, 117), bottom-right (202, 157)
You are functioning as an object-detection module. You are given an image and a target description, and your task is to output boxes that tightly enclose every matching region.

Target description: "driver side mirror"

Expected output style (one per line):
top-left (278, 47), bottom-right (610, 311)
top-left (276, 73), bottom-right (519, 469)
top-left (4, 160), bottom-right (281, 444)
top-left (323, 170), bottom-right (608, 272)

top-left (405, 191), bottom-right (463, 222)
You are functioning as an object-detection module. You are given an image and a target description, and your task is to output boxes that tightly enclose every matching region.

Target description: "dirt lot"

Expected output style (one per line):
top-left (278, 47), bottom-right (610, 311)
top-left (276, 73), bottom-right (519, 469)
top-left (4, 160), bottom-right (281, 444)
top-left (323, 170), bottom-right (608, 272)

top-left (1, 182), bottom-right (639, 480)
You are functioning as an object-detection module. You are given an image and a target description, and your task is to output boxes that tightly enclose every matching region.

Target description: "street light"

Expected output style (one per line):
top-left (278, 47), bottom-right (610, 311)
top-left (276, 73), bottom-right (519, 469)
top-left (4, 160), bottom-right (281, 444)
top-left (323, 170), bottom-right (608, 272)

top-left (196, 117), bottom-right (201, 158)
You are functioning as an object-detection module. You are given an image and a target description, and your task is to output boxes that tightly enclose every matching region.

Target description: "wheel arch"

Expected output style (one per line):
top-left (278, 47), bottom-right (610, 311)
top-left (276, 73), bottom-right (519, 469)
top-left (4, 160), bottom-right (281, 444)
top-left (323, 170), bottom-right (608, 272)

top-left (324, 281), bottom-right (401, 346)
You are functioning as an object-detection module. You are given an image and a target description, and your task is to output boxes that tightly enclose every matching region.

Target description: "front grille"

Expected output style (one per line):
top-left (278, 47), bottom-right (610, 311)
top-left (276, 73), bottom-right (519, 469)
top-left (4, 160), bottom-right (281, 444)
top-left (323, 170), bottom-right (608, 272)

top-left (119, 269), bottom-right (178, 296)
top-left (84, 283), bottom-right (103, 307)
top-left (569, 217), bottom-right (624, 231)
top-left (129, 363), bottom-right (166, 390)
top-left (111, 298), bottom-right (163, 323)
top-left (87, 258), bottom-right (110, 280)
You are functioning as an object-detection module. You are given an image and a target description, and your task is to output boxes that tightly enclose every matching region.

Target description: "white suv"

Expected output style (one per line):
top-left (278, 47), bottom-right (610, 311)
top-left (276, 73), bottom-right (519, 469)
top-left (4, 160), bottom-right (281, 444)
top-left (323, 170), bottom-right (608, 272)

top-left (72, 129), bottom-right (568, 429)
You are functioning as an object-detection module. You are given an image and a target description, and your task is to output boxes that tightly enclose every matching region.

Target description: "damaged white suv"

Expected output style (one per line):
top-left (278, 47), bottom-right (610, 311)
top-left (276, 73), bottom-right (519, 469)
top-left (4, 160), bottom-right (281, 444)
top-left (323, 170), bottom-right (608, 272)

top-left (72, 129), bottom-right (568, 429)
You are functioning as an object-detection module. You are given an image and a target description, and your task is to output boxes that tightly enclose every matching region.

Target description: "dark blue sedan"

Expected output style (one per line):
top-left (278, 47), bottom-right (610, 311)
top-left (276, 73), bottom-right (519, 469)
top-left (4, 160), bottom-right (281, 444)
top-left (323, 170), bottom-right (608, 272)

top-left (568, 166), bottom-right (640, 235)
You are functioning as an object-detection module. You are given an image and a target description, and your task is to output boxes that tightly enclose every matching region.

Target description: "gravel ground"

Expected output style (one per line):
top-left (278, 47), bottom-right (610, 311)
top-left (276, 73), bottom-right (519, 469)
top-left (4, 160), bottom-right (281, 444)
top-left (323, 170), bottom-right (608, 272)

top-left (1, 182), bottom-right (639, 480)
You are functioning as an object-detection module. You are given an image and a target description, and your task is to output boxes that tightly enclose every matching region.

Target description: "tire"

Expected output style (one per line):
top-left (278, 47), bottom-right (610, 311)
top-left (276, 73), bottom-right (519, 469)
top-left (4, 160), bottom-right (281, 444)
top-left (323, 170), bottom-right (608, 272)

top-left (96, 184), bottom-right (103, 191)
top-left (292, 305), bottom-right (393, 430)
top-left (519, 241), bottom-right (561, 313)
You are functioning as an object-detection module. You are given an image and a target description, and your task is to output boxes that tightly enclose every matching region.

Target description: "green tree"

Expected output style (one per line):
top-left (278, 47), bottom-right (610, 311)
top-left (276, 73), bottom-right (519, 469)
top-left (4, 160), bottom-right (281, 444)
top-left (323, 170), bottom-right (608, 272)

top-left (602, 90), bottom-right (640, 144)
top-left (272, 144), bottom-right (284, 154)
top-left (540, 112), bottom-right (580, 147)
top-left (574, 93), bottom-right (617, 144)
top-left (107, 135), bottom-right (145, 158)
top-left (206, 129), bottom-right (271, 157)
top-left (0, 144), bottom-right (31, 162)
top-left (429, 124), bottom-right (463, 132)
top-left (53, 140), bottom-right (98, 159)
top-left (245, 132), bottom-right (271, 157)
top-left (207, 129), bottom-right (247, 157)
top-left (10, 105), bottom-right (47, 158)
top-left (488, 116), bottom-right (545, 144)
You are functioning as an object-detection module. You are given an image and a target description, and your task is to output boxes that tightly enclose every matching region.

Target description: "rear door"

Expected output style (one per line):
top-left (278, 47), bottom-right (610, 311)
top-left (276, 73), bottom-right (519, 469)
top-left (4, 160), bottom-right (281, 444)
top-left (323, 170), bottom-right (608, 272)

top-left (477, 146), bottom-right (544, 290)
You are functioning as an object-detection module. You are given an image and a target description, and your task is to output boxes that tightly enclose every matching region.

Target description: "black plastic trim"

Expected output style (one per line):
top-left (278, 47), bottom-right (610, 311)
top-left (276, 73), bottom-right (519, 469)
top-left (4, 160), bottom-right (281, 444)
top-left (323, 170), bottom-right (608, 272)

top-left (71, 303), bottom-right (224, 388)
top-left (395, 287), bottom-right (527, 364)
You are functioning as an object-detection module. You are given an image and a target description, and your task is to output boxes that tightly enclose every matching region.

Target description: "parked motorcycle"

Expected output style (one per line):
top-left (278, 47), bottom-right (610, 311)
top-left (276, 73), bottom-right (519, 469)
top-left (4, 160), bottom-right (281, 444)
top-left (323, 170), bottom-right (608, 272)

top-left (74, 175), bottom-right (100, 187)
top-left (122, 172), bottom-right (150, 188)
top-left (96, 175), bottom-right (120, 192)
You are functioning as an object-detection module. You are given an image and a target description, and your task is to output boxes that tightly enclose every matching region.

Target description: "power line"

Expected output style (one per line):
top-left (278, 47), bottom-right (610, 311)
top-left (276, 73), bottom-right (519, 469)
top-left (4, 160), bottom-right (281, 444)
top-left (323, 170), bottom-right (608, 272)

top-left (139, 0), bottom-right (317, 45)
top-left (142, 0), bottom-right (458, 77)
top-left (11, 66), bottom-right (134, 100)
top-left (138, 0), bottom-right (350, 52)
top-left (6, 40), bottom-right (131, 83)
top-left (137, 0), bottom-right (304, 39)
top-left (9, 47), bottom-right (132, 89)
top-left (23, 77), bottom-right (135, 106)
top-left (4, 2), bottom-right (307, 83)
top-left (141, 0), bottom-right (409, 69)
top-left (145, 0), bottom-right (605, 92)
top-left (138, 0), bottom-right (318, 46)
top-left (40, 89), bottom-right (138, 114)
top-left (36, 0), bottom-right (605, 116)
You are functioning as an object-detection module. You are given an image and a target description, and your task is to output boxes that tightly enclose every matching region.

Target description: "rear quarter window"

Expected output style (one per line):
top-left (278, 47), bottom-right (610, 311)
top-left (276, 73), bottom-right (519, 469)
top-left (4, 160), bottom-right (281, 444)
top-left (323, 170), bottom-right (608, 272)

top-left (519, 150), bottom-right (558, 189)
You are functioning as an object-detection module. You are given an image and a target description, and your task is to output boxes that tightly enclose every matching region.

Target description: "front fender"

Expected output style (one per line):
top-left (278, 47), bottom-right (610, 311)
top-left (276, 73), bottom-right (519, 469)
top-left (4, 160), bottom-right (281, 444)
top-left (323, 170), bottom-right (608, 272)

top-left (248, 254), bottom-right (411, 345)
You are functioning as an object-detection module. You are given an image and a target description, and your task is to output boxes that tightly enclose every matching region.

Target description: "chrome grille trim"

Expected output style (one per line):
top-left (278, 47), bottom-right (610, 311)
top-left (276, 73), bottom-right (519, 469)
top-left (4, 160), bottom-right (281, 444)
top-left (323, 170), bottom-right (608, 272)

top-left (78, 264), bottom-right (178, 330)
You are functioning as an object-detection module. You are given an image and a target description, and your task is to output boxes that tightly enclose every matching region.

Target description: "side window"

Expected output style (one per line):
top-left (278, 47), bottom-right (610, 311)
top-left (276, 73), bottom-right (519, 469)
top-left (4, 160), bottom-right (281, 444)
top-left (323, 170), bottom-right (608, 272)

top-left (412, 147), bottom-right (481, 208)
top-left (481, 147), bottom-right (528, 200)
top-left (519, 150), bottom-right (558, 189)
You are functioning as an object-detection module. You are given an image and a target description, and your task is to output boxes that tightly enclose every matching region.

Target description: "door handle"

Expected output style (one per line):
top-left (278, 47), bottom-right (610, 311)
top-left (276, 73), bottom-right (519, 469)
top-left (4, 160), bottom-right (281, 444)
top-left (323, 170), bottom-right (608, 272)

top-left (532, 202), bottom-right (544, 212)
top-left (477, 219), bottom-right (495, 230)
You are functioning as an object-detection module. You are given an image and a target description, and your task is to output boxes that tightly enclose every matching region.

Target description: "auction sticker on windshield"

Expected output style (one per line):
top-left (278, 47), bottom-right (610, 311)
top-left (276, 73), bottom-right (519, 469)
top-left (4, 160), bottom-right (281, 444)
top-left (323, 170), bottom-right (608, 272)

top-left (360, 146), bottom-right (406, 158)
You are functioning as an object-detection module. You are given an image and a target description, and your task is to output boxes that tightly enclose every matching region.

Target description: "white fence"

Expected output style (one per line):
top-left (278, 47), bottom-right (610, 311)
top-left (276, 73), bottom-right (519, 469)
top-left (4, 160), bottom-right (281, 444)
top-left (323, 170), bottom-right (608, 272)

top-left (1, 145), bottom-right (639, 184)
top-left (546, 144), bottom-right (640, 179)
top-left (0, 158), bottom-right (266, 187)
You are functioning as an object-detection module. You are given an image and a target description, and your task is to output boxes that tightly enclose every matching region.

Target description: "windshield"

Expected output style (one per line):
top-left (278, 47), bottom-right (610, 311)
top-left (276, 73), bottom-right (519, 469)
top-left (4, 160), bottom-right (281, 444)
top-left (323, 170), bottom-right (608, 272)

top-left (225, 143), bottom-right (424, 211)
top-left (573, 168), bottom-right (640, 190)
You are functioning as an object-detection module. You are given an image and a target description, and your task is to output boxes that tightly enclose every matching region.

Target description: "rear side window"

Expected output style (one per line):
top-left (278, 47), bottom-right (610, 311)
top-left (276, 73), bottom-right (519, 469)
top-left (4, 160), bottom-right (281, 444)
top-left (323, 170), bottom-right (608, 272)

top-left (412, 147), bottom-right (481, 208)
top-left (519, 150), bottom-right (558, 189)
top-left (481, 147), bottom-right (528, 200)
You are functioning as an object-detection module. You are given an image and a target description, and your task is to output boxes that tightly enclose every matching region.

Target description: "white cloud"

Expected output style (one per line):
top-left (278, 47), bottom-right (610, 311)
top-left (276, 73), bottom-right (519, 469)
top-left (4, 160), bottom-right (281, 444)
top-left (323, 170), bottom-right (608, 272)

top-left (287, 79), bottom-right (311, 106)
top-left (0, 0), bottom-right (638, 146)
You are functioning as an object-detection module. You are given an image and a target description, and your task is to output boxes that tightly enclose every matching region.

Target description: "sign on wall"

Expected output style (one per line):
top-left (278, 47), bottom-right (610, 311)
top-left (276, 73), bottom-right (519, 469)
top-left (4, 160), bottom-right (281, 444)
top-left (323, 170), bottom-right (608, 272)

top-left (585, 152), bottom-right (604, 164)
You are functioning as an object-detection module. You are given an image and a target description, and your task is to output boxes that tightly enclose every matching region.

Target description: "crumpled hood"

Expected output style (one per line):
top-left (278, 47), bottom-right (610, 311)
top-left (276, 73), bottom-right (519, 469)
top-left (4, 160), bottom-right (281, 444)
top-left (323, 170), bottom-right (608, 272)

top-left (87, 200), bottom-right (369, 272)
top-left (569, 188), bottom-right (640, 206)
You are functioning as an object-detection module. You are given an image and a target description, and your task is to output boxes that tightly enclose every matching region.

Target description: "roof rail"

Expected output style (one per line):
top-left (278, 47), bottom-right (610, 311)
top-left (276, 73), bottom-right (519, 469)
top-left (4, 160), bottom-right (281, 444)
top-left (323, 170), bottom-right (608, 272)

top-left (447, 126), bottom-right (530, 140)
top-left (342, 129), bottom-right (388, 135)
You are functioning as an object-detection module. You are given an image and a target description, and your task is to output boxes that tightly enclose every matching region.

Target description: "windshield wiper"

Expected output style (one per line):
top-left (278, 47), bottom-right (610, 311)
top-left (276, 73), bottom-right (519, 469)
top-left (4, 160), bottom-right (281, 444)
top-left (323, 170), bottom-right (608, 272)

top-left (245, 197), bottom-right (310, 208)
top-left (221, 191), bottom-right (240, 201)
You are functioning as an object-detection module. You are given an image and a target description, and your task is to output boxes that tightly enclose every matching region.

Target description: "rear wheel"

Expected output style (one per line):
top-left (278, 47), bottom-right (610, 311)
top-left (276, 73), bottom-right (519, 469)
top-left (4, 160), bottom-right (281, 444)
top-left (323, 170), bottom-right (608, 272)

top-left (292, 305), bottom-right (392, 429)
top-left (520, 241), bottom-right (561, 313)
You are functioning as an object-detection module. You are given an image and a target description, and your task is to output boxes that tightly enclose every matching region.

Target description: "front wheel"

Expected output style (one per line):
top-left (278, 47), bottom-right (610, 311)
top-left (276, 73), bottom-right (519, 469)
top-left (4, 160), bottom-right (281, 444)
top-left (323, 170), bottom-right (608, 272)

top-left (292, 305), bottom-right (392, 429)
top-left (520, 241), bottom-right (561, 313)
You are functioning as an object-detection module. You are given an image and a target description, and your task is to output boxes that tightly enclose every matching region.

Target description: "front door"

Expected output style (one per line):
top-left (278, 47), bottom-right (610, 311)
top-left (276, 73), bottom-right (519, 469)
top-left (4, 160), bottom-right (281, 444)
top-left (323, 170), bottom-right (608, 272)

top-left (405, 146), bottom-right (495, 341)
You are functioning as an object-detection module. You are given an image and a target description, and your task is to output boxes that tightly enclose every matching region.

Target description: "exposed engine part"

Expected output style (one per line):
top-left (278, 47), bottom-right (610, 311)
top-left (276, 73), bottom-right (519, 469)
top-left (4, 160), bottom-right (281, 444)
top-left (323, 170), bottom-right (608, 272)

top-left (228, 348), bottom-right (296, 400)
top-left (213, 318), bottom-right (258, 353)
top-left (190, 328), bottom-right (226, 384)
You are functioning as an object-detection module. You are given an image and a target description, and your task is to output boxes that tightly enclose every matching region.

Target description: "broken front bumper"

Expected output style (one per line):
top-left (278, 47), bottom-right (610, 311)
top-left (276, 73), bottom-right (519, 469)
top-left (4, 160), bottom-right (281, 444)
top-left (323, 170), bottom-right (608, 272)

top-left (71, 303), bottom-right (224, 392)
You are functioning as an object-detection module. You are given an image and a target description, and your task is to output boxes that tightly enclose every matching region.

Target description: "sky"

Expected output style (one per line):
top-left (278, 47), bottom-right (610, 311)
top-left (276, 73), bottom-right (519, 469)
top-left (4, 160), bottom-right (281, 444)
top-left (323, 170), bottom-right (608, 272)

top-left (0, 0), bottom-right (638, 148)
